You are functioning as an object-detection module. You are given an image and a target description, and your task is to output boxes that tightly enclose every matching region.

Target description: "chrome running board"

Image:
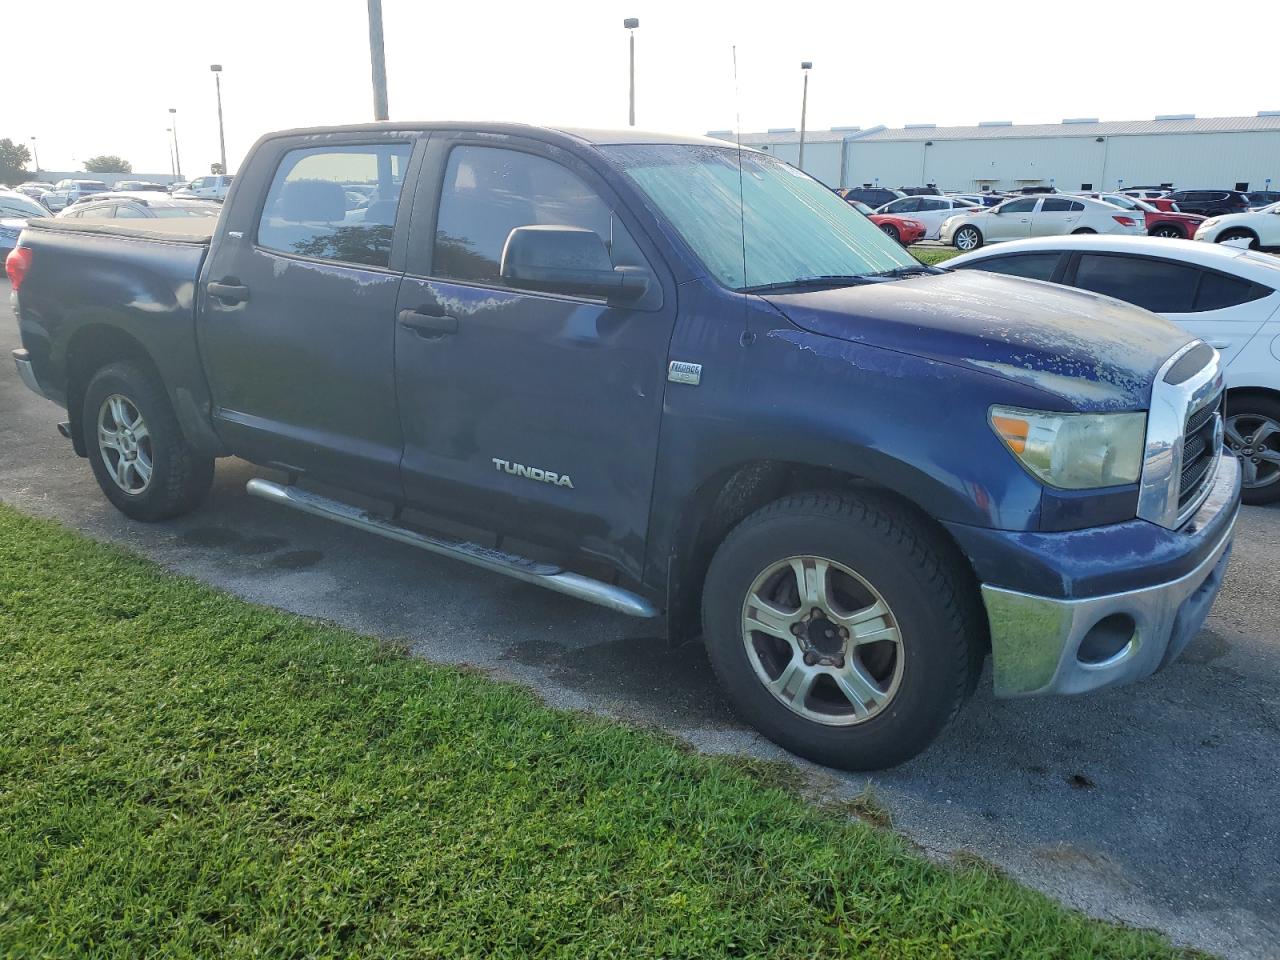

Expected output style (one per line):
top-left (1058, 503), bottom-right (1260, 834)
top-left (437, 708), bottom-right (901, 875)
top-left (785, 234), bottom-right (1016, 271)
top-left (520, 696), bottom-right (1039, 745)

top-left (245, 478), bottom-right (658, 619)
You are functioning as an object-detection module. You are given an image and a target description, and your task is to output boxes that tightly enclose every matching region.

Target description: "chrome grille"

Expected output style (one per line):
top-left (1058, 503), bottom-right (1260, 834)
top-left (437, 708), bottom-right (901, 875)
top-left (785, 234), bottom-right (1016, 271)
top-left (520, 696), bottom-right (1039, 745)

top-left (1176, 390), bottom-right (1223, 518)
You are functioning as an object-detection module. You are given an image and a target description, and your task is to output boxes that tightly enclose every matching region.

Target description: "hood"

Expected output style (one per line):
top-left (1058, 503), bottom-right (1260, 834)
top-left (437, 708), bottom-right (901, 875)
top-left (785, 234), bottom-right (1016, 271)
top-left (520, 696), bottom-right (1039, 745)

top-left (763, 270), bottom-right (1193, 411)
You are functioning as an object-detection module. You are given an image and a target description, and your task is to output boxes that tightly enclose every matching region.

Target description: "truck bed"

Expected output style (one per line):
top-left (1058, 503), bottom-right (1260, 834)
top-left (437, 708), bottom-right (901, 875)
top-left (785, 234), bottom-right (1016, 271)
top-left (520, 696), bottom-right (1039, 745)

top-left (23, 217), bottom-right (216, 245)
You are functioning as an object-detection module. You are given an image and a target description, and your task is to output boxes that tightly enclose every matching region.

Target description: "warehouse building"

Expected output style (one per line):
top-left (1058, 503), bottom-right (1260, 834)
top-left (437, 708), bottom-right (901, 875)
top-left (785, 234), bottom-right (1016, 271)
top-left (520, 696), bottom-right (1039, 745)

top-left (710, 114), bottom-right (1280, 195)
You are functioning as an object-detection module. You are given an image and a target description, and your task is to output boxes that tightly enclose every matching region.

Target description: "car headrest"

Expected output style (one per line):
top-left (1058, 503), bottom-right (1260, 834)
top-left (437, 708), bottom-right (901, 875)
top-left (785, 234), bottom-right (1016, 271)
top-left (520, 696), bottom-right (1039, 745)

top-left (279, 179), bottom-right (346, 223)
top-left (362, 198), bottom-right (398, 226)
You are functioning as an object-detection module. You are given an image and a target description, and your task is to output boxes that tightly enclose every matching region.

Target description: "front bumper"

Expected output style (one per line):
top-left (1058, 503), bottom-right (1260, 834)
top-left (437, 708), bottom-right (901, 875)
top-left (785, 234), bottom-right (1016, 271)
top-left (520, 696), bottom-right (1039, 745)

top-left (978, 452), bottom-right (1240, 697)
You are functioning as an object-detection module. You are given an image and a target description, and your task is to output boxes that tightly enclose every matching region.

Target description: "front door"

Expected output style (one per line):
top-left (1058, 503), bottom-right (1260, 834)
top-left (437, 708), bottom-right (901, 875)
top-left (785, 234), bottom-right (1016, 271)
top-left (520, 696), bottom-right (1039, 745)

top-left (986, 197), bottom-right (1036, 241)
top-left (393, 134), bottom-right (677, 579)
top-left (198, 135), bottom-right (418, 500)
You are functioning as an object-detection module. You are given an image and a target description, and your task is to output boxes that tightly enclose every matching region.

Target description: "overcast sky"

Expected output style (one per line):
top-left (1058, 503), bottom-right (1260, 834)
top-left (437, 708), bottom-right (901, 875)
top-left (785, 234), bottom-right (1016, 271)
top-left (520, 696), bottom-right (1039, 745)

top-left (7, 0), bottom-right (1275, 177)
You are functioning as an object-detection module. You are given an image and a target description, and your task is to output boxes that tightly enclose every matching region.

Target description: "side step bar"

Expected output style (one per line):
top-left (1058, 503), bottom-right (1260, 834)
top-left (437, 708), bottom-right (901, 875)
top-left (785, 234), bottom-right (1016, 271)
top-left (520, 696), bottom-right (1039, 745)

top-left (245, 478), bottom-right (658, 619)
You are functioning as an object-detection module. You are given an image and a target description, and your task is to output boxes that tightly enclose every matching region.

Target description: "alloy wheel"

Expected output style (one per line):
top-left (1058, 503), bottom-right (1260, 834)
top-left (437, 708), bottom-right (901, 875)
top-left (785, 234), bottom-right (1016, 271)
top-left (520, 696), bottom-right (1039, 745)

top-left (741, 556), bottom-right (904, 726)
top-left (98, 394), bottom-right (153, 495)
top-left (1226, 413), bottom-right (1280, 489)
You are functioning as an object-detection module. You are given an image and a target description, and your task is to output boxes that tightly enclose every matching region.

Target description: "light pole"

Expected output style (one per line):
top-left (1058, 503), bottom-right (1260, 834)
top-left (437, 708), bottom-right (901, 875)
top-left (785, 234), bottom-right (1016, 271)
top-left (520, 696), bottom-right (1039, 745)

top-left (624, 18), bottom-right (639, 126)
top-left (169, 108), bottom-right (182, 178)
top-left (367, 0), bottom-right (389, 121)
top-left (798, 61), bottom-right (812, 170)
top-left (210, 64), bottom-right (227, 174)
top-left (166, 129), bottom-right (176, 176)
top-left (29, 136), bottom-right (39, 174)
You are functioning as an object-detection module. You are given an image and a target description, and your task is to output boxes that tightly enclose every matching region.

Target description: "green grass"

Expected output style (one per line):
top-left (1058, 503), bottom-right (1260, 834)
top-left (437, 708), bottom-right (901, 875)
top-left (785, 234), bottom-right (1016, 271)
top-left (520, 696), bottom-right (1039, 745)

top-left (911, 245), bottom-right (961, 266)
top-left (0, 506), bottom-right (1201, 959)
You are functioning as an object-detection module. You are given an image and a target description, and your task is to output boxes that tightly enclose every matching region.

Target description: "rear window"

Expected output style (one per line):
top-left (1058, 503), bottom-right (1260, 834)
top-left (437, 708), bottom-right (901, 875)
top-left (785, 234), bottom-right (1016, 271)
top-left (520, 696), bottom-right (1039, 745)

top-left (1194, 271), bottom-right (1268, 312)
top-left (960, 253), bottom-right (1061, 282)
top-left (1073, 254), bottom-right (1199, 313)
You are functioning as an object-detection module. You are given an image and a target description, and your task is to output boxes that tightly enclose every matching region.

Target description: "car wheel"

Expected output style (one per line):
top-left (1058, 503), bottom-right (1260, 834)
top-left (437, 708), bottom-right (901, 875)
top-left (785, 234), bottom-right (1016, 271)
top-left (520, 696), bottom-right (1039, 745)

top-left (1216, 229), bottom-right (1259, 250)
top-left (953, 226), bottom-right (982, 251)
top-left (880, 223), bottom-right (901, 244)
top-left (1149, 225), bottom-right (1183, 239)
top-left (1071, 227), bottom-right (1096, 234)
top-left (82, 361), bottom-right (215, 522)
top-left (1225, 395), bottom-right (1280, 505)
top-left (701, 492), bottom-right (985, 770)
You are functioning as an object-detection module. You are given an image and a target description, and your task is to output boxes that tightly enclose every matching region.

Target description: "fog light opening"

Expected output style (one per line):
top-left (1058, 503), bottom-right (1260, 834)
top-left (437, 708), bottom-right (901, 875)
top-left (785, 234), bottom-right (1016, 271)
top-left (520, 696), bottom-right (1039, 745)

top-left (1077, 613), bottom-right (1137, 666)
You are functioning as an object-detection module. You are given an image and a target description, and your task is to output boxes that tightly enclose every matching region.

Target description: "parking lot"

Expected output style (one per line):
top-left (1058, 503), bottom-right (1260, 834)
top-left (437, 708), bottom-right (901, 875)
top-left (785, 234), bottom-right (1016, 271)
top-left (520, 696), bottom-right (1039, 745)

top-left (2, 279), bottom-right (1277, 958)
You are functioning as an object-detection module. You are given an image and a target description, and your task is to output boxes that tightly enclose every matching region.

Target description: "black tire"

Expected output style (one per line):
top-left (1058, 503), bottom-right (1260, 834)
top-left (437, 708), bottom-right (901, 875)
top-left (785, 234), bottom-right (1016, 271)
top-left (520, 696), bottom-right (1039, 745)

top-left (1071, 227), bottom-right (1096, 234)
top-left (82, 361), bottom-right (214, 521)
top-left (879, 223), bottom-right (901, 244)
top-left (1149, 224), bottom-right (1184, 239)
top-left (701, 492), bottom-right (985, 770)
top-left (953, 225), bottom-right (983, 251)
top-left (1226, 393), bottom-right (1280, 505)
top-left (1216, 229), bottom-right (1259, 250)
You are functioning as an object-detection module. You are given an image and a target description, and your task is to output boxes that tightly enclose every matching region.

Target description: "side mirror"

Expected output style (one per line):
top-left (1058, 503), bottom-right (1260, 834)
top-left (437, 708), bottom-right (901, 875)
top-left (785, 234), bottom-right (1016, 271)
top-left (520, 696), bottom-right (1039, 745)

top-left (500, 225), bottom-right (647, 304)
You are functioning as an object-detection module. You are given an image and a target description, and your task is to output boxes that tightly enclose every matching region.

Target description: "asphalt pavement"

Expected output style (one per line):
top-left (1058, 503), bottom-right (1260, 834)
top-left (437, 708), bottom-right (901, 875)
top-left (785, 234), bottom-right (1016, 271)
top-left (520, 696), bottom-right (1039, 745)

top-left (2, 280), bottom-right (1277, 959)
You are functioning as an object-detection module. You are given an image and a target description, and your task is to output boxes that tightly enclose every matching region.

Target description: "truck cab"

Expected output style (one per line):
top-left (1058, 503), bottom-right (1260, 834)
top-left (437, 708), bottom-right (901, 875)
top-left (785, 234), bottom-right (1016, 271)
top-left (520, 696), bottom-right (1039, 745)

top-left (7, 122), bottom-right (1242, 770)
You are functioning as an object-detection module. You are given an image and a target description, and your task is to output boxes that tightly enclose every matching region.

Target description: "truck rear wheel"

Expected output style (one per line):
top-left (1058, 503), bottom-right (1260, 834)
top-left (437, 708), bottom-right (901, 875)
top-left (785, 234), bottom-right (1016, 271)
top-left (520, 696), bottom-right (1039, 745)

top-left (82, 361), bottom-right (214, 521)
top-left (701, 492), bottom-right (984, 770)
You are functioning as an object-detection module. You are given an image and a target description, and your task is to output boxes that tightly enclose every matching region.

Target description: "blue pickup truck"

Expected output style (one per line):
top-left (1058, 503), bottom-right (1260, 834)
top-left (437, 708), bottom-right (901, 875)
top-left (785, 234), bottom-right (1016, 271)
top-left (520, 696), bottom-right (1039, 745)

top-left (7, 123), bottom-right (1241, 769)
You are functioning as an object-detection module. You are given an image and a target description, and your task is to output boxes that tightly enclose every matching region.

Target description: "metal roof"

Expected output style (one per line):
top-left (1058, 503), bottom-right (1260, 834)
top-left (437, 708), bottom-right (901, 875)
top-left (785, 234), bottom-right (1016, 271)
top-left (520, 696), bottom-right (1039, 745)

top-left (730, 114), bottom-right (1280, 145)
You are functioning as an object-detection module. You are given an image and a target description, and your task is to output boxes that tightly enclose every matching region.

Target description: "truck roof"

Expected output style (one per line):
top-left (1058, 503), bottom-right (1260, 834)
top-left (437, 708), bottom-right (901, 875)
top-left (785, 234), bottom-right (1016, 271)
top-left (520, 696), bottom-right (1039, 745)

top-left (257, 121), bottom-right (730, 148)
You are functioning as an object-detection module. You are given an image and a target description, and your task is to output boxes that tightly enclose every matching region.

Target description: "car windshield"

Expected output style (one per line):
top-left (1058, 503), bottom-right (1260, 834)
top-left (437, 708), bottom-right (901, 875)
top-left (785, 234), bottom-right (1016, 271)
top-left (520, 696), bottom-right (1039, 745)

top-left (0, 193), bottom-right (49, 218)
top-left (599, 143), bottom-right (917, 291)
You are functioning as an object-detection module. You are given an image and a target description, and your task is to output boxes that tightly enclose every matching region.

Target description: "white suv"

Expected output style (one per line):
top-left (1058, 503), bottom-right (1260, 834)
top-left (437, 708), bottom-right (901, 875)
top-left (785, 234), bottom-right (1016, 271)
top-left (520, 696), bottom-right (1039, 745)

top-left (44, 179), bottom-right (109, 212)
top-left (174, 175), bottom-right (234, 201)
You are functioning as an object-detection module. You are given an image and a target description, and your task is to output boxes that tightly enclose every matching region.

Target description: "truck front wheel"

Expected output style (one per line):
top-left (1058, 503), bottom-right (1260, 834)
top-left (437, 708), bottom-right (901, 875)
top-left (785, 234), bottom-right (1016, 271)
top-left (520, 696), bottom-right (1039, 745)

top-left (701, 492), bottom-right (984, 770)
top-left (82, 361), bottom-right (214, 521)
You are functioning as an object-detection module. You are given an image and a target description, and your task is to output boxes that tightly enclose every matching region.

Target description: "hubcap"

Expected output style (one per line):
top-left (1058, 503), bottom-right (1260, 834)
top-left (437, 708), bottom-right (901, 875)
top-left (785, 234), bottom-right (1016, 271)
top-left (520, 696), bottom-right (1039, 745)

top-left (956, 229), bottom-right (977, 250)
top-left (98, 394), bottom-right (153, 495)
top-left (1225, 413), bottom-right (1280, 488)
top-left (741, 556), bottom-right (904, 726)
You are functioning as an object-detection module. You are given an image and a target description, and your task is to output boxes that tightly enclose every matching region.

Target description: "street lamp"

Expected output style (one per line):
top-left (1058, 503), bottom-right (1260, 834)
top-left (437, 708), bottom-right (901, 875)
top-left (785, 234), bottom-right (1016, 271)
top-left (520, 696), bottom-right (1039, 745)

top-left (210, 64), bottom-right (227, 175)
top-left (367, 0), bottom-right (389, 121)
top-left (798, 61), bottom-right (812, 170)
top-left (624, 18), bottom-right (639, 126)
top-left (165, 129), bottom-right (176, 177)
top-left (168, 108), bottom-right (182, 178)
top-left (29, 136), bottom-right (39, 174)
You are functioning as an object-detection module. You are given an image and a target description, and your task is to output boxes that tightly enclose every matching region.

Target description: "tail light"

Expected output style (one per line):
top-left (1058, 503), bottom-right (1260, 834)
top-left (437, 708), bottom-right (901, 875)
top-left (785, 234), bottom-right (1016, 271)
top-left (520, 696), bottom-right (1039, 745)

top-left (1113, 216), bottom-right (1137, 227)
top-left (5, 246), bottom-right (31, 291)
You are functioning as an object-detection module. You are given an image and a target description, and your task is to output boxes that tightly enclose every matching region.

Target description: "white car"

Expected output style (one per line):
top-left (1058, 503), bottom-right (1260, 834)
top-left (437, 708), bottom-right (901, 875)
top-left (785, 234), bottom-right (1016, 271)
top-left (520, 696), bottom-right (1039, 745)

top-left (1194, 201), bottom-right (1280, 251)
top-left (938, 194), bottom-right (1144, 250)
top-left (1120, 189), bottom-right (1170, 202)
top-left (173, 174), bottom-right (234, 201)
top-left (43, 179), bottom-right (109, 212)
top-left (946, 234), bottom-right (1280, 503)
top-left (873, 195), bottom-right (978, 240)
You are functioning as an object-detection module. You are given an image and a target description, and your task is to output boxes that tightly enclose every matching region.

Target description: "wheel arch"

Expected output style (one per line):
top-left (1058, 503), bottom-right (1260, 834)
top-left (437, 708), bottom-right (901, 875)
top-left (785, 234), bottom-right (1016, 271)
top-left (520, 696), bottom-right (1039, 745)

top-left (662, 458), bottom-right (986, 645)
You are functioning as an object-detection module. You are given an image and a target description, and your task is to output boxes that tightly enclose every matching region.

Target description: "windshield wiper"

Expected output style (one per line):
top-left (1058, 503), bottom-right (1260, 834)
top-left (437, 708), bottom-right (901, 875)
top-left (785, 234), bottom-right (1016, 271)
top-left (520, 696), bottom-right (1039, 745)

top-left (739, 275), bottom-right (875, 294)
top-left (868, 263), bottom-right (940, 279)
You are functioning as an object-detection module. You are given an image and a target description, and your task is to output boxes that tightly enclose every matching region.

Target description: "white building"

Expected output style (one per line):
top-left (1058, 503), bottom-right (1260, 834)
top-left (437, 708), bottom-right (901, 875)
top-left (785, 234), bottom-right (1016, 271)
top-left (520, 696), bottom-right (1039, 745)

top-left (712, 114), bottom-right (1280, 195)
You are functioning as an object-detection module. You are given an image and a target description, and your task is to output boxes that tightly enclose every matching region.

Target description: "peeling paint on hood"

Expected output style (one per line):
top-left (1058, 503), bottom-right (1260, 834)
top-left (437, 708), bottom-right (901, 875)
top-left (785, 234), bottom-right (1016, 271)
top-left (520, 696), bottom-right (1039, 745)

top-left (763, 271), bottom-right (1193, 411)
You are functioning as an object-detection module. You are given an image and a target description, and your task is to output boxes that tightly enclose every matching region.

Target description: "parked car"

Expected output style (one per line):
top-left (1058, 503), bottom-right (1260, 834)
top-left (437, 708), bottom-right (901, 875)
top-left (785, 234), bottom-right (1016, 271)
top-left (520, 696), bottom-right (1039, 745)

top-left (0, 189), bottom-right (50, 259)
top-left (845, 199), bottom-right (927, 245)
top-left (13, 181), bottom-right (56, 204)
top-left (946, 234), bottom-right (1280, 503)
top-left (57, 194), bottom-right (222, 220)
top-left (1166, 190), bottom-right (1250, 217)
top-left (838, 186), bottom-right (905, 208)
top-left (7, 121), bottom-right (1240, 771)
top-left (112, 180), bottom-right (170, 193)
top-left (42, 179), bottom-right (109, 212)
top-left (1245, 191), bottom-right (1280, 210)
top-left (167, 180), bottom-right (190, 194)
top-left (939, 195), bottom-right (1144, 250)
top-left (896, 185), bottom-right (942, 196)
top-left (1075, 192), bottom-right (1205, 239)
top-left (173, 174), bottom-right (234, 201)
top-left (875, 195), bottom-right (978, 241)
top-left (1193, 201), bottom-right (1280, 251)
top-left (950, 193), bottom-right (1005, 208)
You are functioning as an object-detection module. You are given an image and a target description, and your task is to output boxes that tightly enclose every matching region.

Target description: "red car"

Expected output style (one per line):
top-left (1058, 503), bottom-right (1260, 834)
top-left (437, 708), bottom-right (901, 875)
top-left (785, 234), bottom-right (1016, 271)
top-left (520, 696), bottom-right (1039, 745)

top-left (846, 199), bottom-right (927, 245)
top-left (1079, 192), bottom-right (1205, 239)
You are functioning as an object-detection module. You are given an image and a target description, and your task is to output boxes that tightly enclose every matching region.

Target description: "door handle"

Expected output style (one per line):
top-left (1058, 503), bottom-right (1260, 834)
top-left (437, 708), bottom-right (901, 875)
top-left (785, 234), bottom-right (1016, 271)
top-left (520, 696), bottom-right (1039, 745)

top-left (1207, 339), bottom-right (1231, 349)
top-left (208, 280), bottom-right (250, 304)
top-left (398, 308), bottom-right (458, 338)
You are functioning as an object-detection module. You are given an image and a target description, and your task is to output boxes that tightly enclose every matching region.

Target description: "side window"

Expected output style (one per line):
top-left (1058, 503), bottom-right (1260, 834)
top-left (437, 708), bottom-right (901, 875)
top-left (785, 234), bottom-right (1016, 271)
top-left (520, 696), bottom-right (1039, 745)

top-left (894, 198), bottom-right (922, 213)
top-left (1041, 198), bottom-right (1073, 212)
top-left (1068, 200), bottom-right (1085, 212)
top-left (114, 204), bottom-right (146, 219)
top-left (1001, 198), bottom-right (1037, 214)
top-left (1194, 272), bottom-right (1268, 312)
top-left (919, 198), bottom-right (948, 212)
top-left (257, 142), bottom-right (412, 268)
top-left (960, 253), bottom-right (1061, 281)
top-left (1073, 255), bottom-right (1199, 313)
top-left (430, 145), bottom-right (646, 290)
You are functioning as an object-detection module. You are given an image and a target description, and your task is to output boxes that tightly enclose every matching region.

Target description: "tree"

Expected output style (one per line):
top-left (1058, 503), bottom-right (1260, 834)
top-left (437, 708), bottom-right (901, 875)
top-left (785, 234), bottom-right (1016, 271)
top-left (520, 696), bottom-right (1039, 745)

top-left (83, 155), bottom-right (133, 174)
top-left (0, 138), bottom-right (32, 184)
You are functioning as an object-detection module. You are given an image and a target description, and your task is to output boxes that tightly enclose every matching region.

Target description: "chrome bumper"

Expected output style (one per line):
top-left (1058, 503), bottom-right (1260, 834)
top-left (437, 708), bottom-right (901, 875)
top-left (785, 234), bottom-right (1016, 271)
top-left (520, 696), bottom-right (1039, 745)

top-left (13, 349), bottom-right (48, 400)
top-left (983, 454), bottom-right (1240, 697)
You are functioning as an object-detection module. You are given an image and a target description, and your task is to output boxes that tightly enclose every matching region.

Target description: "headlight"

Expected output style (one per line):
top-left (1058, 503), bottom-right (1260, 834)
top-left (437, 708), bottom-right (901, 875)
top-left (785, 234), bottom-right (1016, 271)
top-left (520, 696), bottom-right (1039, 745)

top-left (989, 406), bottom-right (1146, 489)
top-left (1201, 218), bottom-right (1220, 229)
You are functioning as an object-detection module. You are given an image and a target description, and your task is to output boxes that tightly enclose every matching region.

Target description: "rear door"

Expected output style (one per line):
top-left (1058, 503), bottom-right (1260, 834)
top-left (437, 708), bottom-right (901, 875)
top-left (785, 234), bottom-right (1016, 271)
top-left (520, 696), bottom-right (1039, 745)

top-left (915, 197), bottom-right (954, 239)
top-left (1031, 197), bottom-right (1084, 236)
top-left (392, 132), bottom-right (677, 577)
top-left (198, 132), bottom-right (420, 500)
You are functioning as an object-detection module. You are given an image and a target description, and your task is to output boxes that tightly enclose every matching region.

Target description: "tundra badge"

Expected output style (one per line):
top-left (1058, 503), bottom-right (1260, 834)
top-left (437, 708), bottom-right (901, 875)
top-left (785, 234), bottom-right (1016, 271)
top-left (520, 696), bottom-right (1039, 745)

top-left (492, 459), bottom-right (575, 489)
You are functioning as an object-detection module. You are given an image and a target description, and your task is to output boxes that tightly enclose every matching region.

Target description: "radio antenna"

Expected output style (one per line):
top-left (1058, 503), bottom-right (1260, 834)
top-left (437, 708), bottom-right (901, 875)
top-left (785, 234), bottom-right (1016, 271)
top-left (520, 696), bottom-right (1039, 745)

top-left (732, 45), bottom-right (751, 341)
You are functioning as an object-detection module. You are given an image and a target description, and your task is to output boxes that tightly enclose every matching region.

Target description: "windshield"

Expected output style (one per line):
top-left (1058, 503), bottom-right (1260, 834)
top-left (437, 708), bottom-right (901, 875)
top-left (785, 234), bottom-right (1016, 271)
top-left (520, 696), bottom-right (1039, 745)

top-left (0, 193), bottom-right (49, 218)
top-left (599, 144), bottom-right (917, 290)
